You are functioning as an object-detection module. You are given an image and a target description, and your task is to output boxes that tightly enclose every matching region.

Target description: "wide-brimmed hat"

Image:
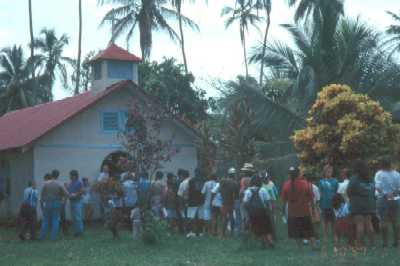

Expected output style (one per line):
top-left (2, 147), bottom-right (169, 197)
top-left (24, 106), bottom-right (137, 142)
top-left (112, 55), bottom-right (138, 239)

top-left (228, 167), bottom-right (236, 174)
top-left (241, 163), bottom-right (255, 172)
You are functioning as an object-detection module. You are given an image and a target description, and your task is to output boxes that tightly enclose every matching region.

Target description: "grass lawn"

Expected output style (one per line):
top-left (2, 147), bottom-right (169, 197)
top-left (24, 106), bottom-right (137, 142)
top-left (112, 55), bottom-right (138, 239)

top-left (1, 222), bottom-right (399, 266)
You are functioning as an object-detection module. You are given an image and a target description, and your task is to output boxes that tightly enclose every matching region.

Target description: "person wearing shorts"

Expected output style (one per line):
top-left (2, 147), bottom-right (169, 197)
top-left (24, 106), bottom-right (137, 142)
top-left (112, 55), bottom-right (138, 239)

top-left (319, 164), bottom-right (338, 246)
top-left (374, 158), bottom-right (400, 247)
top-left (201, 174), bottom-right (217, 234)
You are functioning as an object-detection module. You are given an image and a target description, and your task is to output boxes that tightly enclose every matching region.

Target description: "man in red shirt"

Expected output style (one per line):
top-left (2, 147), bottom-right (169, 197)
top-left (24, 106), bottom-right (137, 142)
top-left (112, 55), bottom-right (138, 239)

top-left (281, 166), bottom-right (317, 249)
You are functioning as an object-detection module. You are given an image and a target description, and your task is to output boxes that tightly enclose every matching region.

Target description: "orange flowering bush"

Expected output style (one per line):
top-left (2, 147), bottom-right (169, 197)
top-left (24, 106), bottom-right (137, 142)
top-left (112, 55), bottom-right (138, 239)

top-left (292, 84), bottom-right (400, 172)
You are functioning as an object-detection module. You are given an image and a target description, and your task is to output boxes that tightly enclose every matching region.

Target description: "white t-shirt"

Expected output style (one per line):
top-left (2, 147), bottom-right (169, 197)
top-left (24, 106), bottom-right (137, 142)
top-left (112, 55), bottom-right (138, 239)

top-left (337, 179), bottom-right (349, 202)
top-left (177, 178), bottom-right (190, 200)
top-left (211, 183), bottom-right (223, 207)
top-left (202, 180), bottom-right (217, 207)
top-left (375, 170), bottom-right (400, 199)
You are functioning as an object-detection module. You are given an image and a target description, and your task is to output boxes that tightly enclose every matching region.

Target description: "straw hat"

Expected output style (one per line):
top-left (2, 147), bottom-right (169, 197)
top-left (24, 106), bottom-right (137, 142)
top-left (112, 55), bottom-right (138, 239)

top-left (240, 163), bottom-right (255, 172)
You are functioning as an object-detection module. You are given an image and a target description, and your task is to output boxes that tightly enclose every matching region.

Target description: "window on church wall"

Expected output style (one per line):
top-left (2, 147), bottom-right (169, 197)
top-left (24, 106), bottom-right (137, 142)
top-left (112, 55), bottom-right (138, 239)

top-left (93, 62), bottom-right (102, 80)
top-left (101, 110), bottom-right (132, 133)
top-left (107, 60), bottom-right (133, 80)
top-left (101, 112), bottom-right (119, 132)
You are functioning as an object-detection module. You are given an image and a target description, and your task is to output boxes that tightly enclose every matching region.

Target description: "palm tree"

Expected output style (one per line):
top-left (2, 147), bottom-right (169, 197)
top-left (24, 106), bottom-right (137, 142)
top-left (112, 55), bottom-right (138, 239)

top-left (28, 0), bottom-right (36, 102)
top-left (222, 0), bottom-right (261, 76)
top-left (99, 0), bottom-right (197, 61)
top-left (219, 75), bottom-right (303, 169)
top-left (34, 28), bottom-right (70, 101)
top-left (0, 46), bottom-right (35, 113)
top-left (171, 0), bottom-right (199, 74)
top-left (385, 11), bottom-right (400, 56)
top-left (287, 0), bottom-right (344, 25)
top-left (75, 0), bottom-right (82, 95)
top-left (250, 18), bottom-right (400, 113)
top-left (252, 0), bottom-right (271, 86)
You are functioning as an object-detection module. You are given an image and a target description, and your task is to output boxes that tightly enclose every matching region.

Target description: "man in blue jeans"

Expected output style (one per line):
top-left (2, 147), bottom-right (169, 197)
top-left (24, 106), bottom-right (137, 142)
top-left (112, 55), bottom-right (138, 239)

top-left (67, 170), bottom-right (84, 236)
top-left (39, 173), bottom-right (69, 240)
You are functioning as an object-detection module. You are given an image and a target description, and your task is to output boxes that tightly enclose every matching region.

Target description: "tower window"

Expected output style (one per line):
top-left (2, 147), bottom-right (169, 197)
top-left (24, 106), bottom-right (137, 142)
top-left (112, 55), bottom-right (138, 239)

top-left (94, 62), bottom-right (102, 80)
top-left (107, 60), bottom-right (133, 80)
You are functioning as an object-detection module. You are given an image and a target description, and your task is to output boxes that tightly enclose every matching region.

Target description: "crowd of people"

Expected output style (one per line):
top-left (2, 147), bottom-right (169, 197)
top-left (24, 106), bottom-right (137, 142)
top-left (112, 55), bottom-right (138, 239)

top-left (16, 157), bottom-right (400, 252)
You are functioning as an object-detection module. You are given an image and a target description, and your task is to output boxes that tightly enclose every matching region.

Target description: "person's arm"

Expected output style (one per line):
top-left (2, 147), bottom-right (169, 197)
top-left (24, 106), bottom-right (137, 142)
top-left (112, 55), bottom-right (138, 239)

top-left (374, 172), bottom-right (383, 194)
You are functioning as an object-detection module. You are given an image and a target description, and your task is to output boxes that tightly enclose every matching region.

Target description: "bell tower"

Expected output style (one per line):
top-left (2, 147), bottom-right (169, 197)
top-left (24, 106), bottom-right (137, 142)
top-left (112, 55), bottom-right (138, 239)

top-left (90, 44), bottom-right (142, 92)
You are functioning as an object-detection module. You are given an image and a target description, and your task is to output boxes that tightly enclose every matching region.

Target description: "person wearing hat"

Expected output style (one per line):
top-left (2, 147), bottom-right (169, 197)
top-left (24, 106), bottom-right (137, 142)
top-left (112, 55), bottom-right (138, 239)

top-left (281, 166), bottom-right (317, 249)
top-left (239, 163), bottom-right (256, 231)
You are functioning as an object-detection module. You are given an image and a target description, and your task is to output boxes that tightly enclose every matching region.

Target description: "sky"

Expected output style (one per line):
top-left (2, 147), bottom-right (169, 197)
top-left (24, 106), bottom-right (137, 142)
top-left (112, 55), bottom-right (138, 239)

top-left (0, 0), bottom-right (399, 100)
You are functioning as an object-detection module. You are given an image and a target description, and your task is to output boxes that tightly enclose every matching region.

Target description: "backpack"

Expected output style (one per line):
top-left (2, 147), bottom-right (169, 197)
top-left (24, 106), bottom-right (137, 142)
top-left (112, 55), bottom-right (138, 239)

top-left (188, 177), bottom-right (205, 206)
top-left (245, 188), bottom-right (265, 216)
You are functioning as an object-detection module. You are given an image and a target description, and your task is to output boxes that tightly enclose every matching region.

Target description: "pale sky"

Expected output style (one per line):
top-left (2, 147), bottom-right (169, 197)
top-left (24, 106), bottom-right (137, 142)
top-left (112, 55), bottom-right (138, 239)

top-left (0, 0), bottom-right (399, 100)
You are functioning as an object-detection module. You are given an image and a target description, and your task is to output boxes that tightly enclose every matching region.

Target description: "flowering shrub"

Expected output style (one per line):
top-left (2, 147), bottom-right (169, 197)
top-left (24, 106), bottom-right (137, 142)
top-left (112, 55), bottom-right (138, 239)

top-left (292, 84), bottom-right (400, 172)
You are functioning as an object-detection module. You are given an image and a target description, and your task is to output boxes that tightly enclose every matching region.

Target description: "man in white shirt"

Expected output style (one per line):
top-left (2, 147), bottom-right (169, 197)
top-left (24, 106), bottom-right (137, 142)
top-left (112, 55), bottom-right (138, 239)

top-left (374, 158), bottom-right (400, 247)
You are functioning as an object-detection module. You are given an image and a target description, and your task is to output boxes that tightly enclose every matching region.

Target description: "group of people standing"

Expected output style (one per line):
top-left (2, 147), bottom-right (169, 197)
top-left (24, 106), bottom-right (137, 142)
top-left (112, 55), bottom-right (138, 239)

top-left (282, 158), bottom-right (400, 251)
top-left (16, 157), bottom-right (400, 252)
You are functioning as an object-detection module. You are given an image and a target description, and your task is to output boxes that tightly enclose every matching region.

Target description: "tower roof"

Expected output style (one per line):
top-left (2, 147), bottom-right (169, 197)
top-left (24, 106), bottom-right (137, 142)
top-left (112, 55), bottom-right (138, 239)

top-left (91, 43), bottom-right (142, 63)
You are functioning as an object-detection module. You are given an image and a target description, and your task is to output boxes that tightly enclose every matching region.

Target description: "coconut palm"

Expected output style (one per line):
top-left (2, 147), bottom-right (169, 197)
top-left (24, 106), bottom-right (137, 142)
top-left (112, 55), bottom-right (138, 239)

top-left (34, 28), bottom-right (70, 101)
top-left (250, 18), bottom-right (400, 113)
top-left (0, 46), bottom-right (35, 113)
top-left (385, 11), bottom-right (400, 56)
top-left (252, 0), bottom-right (271, 86)
top-left (75, 0), bottom-right (83, 95)
top-left (222, 0), bottom-right (261, 77)
top-left (287, 0), bottom-right (344, 25)
top-left (170, 0), bottom-right (200, 74)
top-left (99, 0), bottom-right (197, 61)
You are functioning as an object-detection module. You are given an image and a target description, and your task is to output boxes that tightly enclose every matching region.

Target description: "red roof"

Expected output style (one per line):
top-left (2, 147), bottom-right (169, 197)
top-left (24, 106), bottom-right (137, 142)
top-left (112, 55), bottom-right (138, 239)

top-left (91, 43), bottom-right (142, 62)
top-left (0, 80), bottom-right (130, 152)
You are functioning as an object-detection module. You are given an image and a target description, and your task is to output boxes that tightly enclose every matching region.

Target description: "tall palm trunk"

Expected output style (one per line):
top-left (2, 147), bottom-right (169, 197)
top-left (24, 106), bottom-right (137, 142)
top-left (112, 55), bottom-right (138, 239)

top-left (241, 26), bottom-right (249, 77)
top-left (28, 0), bottom-right (36, 103)
top-left (259, 14), bottom-right (270, 86)
top-left (75, 0), bottom-right (82, 95)
top-left (177, 4), bottom-right (189, 74)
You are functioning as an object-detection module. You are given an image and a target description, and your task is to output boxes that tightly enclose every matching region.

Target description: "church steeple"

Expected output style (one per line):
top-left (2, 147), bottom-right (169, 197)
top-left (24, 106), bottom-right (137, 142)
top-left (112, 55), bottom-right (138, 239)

top-left (89, 44), bottom-right (142, 92)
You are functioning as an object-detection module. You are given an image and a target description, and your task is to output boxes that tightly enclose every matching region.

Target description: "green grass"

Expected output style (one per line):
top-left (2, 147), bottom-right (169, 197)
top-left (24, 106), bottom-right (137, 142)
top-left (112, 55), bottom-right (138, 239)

top-left (0, 223), bottom-right (399, 266)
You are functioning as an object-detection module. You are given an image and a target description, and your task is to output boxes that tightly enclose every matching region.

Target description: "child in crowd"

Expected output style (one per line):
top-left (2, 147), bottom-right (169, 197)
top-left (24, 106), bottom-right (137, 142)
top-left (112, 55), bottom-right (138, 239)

top-left (130, 205), bottom-right (141, 240)
top-left (211, 179), bottom-right (223, 236)
top-left (332, 194), bottom-right (353, 253)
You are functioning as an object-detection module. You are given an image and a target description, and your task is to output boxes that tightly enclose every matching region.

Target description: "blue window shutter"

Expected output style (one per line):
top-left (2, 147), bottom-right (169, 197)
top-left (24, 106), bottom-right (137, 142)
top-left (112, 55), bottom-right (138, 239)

top-left (102, 112), bottom-right (119, 132)
top-left (107, 60), bottom-right (133, 79)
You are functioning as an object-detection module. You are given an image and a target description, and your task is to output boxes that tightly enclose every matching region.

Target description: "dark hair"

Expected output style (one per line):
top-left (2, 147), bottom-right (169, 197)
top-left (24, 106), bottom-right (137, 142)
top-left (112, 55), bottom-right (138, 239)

top-left (155, 171), bottom-right (164, 180)
top-left (167, 172), bottom-right (174, 179)
top-left (181, 170), bottom-right (190, 179)
top-left (250, 175), bottom-right (262, 188)
top-left (51, 169), bottom-right (60, 179)
top-left (177, 169), bottom-right (185, 177)
top-left (332, 193), bottom-right (345, 210)
top-left (70, 170), bottom-right (79, 178)
top-left (27, 180), bottom-right (33, 187)
top-left (44, 173), bottom-right (52, 181)
top-left (353, 160), bottom-right (369, 180)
